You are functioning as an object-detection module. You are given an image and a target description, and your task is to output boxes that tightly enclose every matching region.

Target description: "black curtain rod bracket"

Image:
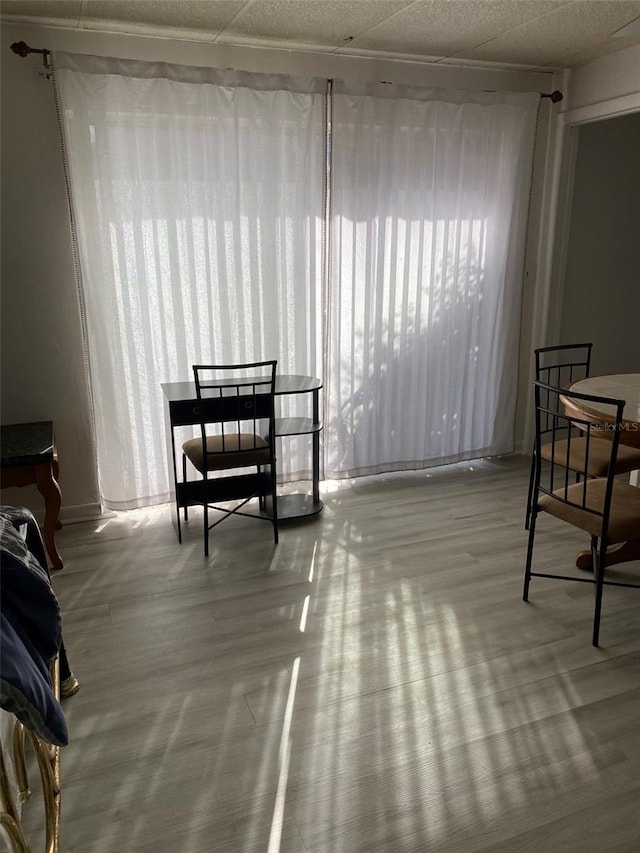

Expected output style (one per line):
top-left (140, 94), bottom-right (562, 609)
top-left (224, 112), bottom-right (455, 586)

top-left (541, 90), bottom-right (563, 103)
top-left (10, 41), bottom-right (51, 64)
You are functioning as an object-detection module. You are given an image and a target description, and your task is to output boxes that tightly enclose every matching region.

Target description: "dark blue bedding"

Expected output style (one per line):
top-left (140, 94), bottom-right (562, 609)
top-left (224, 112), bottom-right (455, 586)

top-left (0, 506), bottom-right (68, 746)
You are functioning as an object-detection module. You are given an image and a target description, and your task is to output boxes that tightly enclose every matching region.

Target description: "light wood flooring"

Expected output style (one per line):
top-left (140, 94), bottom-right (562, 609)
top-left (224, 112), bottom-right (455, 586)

top-left (21, 456), bottom-right (640, 852)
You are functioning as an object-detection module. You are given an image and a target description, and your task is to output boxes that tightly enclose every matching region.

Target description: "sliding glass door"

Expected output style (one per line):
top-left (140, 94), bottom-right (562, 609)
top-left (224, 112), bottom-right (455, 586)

top-left (56, 58), bottom-right (325, 507)
top-left (327, 84), bottom-right (537, 477)
top-left (56, 56), bottom-right (537, 507)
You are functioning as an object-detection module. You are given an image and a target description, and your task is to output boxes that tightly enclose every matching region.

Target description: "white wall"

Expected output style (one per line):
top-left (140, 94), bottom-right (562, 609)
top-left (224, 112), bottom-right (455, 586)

top-left (563, 43), bottom-right (640, 122)
top-left (558, 112), bottom-right (640, 374)
top-left (1, 21), bottom-right (556, 517)
top-left (515, 45), bottom-right (640, 451)
top-left (1, 30), bottom-right (99, 520)
top-left (534, 44), bottom-right (640, 351)
top-left (551, 45), bottom-right (640, 372)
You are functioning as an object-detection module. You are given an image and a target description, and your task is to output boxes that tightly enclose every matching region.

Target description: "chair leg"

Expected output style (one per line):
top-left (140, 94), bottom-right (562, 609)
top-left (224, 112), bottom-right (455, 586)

top-left (182, 455), bottom-right (189, 521)
top-left (522, 512), bottom-right (537, 601)
top-left (271, 463), bottom-right (279, 544)
top-left (175, 493), bottom-right (183, 545)
top-left (592, 535), bottom-right (606, 647)
top-left (257, 466), bottom-right (265, 512)
top-left (524, 449), bottom-right (536, 531)
top-left (203, 478), bottom-right (209, 557)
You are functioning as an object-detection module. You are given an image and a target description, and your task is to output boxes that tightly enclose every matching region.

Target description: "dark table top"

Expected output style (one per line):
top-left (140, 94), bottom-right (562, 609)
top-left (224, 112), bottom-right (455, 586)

top-left (0, 421), bottom-right (55, 468)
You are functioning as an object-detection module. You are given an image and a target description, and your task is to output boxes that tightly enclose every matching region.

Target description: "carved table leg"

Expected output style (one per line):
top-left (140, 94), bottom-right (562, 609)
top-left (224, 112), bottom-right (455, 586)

top-left (52, 457), bottom-right (62, 530)
top-left (34, 462), bottom-right (63, 570)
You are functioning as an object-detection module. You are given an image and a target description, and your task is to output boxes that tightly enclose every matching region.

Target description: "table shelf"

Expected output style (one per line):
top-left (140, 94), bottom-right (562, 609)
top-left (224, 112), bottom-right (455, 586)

top-left (272, 494), bottom-right (323, 520)
top-left (274, 383), bottom-right (323, 520)
top-left (275, 417), bottom-right (322, 437)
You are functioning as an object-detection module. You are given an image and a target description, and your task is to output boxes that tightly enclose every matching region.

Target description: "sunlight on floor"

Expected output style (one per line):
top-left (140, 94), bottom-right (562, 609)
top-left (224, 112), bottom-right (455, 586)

top-left (267, 657), bottom-right (300, 853)
top-left (42, 457), bottom-right (636, 852)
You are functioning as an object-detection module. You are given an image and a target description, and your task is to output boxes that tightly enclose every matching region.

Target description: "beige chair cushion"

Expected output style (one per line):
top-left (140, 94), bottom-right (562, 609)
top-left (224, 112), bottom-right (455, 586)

top-left (540, 437), bottom-right (640, 477)
top-left (538, 479), bottom-right (640, 542)
top-left (183, 433), bottom-right (270, 473)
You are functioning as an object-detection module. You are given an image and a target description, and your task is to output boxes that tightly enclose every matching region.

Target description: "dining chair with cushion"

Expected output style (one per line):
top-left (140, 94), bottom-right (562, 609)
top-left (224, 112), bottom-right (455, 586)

top-left (523, 380), bottom-right (640, 646)
top-left (524, 343), bottom-right (640, 529)
top-left (181, 361), bottom-right (279, 556)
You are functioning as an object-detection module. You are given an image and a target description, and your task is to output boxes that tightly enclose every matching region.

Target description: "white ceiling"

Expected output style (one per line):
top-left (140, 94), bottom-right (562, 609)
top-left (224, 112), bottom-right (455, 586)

top-left (2, 0), bottom-right (640, 71)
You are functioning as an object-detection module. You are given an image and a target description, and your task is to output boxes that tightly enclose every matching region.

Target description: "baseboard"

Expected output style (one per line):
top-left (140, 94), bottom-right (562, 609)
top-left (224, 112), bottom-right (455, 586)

top-left (28, 502), bottom-right (105, 526)
top-left (60, 503), bottom-right (106, 524)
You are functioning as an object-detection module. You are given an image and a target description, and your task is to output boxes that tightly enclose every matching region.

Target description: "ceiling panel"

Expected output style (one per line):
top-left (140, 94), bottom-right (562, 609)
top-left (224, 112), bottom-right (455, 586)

top-left (1, 0), bottom-right (82, 19)
top-left (457, 0), bottom-right (640, 66)
top-left (82, 0), bottom-right (246, 34)
top-left (343, 0), bottom-right (564, 60)
top-left (219, 0), bottom-right (411, 48)
top-left (2, 0), bottom-right (640, 70)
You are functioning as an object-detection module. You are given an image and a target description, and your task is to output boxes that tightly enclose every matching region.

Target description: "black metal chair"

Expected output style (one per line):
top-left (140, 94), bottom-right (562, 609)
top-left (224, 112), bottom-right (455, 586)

top-left (523, 380), bottom-right (640, 646)
top-left (181, 361), bottom-right (279, 556)
top-left (524, 344), bottom-right (640, 529)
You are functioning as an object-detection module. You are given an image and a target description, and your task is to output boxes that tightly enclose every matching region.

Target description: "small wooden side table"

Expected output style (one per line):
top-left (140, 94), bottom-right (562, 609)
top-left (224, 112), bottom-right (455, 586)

top-left (0, 422), bottom-right (63, 569)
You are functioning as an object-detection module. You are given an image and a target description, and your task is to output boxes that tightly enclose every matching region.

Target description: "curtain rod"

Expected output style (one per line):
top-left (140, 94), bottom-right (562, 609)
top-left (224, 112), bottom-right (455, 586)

top-left (11, 40), bottom-right (50, 62)
top-left (9, 41), bottom-right (564, 101)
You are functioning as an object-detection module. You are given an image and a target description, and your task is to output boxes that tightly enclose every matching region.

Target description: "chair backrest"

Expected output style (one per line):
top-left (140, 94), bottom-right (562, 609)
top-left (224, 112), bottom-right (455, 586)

top-left (534, 343), bottom-right (592, 390)
top-left (533, 379), bottom-right (625, 528)
top-left (192, 361), bottom-right (277, 459)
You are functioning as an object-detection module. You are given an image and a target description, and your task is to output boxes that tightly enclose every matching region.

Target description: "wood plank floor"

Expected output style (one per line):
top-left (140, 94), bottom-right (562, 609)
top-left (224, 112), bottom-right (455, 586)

top-left (20, 456), bottom-right (640, 852)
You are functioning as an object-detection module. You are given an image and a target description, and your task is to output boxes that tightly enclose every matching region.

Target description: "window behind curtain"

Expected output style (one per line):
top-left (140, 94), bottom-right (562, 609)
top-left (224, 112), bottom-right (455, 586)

top-left (56, 56), bottom-right (538, 506)
top-left (56, 60), bottom-right (325, 508)
top-left (327, 85), bottom-right (538, 477)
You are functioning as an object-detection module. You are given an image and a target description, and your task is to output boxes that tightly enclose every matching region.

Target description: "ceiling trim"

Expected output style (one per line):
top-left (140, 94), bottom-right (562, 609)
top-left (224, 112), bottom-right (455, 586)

top-left (561, 91), bottom-right (640, 125)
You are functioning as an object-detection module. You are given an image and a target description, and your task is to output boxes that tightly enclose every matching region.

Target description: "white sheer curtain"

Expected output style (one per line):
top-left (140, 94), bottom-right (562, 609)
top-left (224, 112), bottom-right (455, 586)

top-left (327, 81), bottom-right (538, 477)
top-left (55, 54), bottom-right (538, 507)
top-left (55, 54), bottom-right (325, 508)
